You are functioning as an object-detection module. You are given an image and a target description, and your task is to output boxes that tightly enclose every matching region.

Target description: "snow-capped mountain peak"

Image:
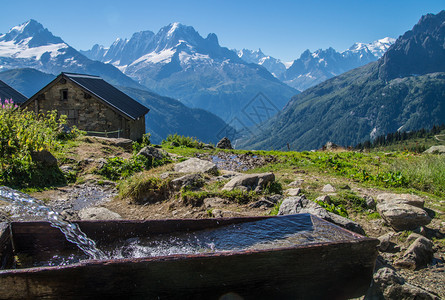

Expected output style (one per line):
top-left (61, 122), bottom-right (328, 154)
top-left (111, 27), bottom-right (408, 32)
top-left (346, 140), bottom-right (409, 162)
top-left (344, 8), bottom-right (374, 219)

top-left (348, 37), bottom-right (395, 57)
top-left (0, 19), bottom-right (68, 62)
top-left (0, 19), bottom-right (64, 47)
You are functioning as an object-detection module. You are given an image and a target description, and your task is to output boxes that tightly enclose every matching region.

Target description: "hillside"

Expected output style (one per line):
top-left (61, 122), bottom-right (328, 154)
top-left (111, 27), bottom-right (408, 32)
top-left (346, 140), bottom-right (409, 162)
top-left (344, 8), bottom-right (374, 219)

top-left (0, 68), bottom-right (54, 97)
top-left (239, 11), bottom-right (445, 151)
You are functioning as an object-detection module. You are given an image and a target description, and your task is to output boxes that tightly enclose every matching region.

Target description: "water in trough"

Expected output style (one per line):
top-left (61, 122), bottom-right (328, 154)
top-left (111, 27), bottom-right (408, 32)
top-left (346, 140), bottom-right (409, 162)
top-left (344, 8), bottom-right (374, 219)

top-left (0, 187), bottom-right (356, 269)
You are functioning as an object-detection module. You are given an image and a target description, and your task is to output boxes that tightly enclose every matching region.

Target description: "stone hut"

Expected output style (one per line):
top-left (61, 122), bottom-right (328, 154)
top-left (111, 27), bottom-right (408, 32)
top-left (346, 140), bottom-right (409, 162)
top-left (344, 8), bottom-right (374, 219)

top-left (21, 72), bottom-right (149, 140)
top-left (0, 80), bottom-right (27, 104)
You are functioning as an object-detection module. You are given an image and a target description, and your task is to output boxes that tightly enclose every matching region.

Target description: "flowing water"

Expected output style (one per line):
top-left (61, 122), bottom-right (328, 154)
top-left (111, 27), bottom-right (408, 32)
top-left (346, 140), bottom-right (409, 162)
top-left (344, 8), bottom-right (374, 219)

top-left (0, 186), bottom-right (106, 260)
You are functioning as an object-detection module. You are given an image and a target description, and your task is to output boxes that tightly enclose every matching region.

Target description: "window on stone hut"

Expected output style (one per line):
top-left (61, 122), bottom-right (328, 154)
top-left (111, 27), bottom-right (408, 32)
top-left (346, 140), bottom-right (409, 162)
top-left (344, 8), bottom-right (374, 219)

top-left (61, 89), bottom-right (68, 101)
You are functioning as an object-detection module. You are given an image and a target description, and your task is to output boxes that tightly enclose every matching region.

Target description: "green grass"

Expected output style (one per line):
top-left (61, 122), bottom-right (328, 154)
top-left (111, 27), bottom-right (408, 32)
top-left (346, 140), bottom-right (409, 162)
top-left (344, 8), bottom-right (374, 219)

top-left (118, 173), bottom-right (171, 204)
top-left (391, 154), bottom-right (445, 197)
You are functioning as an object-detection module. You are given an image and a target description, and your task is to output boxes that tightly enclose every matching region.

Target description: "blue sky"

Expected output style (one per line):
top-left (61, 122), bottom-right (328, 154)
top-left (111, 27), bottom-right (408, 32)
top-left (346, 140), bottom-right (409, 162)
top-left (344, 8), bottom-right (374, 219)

top-left (1, 0), bottom-right (443, 61)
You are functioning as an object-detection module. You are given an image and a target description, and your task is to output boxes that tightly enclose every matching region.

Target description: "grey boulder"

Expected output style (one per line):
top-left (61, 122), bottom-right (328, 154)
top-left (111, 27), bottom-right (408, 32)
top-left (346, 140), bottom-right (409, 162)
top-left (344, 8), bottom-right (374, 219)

top-left (137, 146), bottom-right (168, 160)
top-left (174, 158), bottom-right (218, 175)
top-left (278, 196), bottom-right (365, 235)
top-left (222, 172), bottom-right (275, 192)
top-left (376, 202), bottom-right (431, 231)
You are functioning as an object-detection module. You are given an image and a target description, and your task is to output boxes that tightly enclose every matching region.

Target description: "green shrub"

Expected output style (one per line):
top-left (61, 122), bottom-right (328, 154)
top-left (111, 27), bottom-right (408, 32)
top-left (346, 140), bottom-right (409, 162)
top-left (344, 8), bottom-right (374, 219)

top-left (315, 200), bottom-right (348, 218)
top-left (132, 133), bottom-right (151, 154)
top-left (162, 133), bottom-right (203, 148)
top-left (0, 100), bottom-right (68, 187)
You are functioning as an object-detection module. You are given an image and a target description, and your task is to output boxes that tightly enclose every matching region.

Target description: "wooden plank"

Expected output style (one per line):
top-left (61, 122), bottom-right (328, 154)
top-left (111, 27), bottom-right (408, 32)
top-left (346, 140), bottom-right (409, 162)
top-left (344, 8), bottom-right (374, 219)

top-left (0, 222), bottom-right (13, 269)
top-left (0, 238), bottom-right (379, 299)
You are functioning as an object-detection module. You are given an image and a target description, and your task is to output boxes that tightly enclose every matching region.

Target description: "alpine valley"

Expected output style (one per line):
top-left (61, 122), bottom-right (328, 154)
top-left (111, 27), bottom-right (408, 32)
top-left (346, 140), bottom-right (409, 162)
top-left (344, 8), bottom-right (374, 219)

top-left (240, 11), bottom-right (445, 151)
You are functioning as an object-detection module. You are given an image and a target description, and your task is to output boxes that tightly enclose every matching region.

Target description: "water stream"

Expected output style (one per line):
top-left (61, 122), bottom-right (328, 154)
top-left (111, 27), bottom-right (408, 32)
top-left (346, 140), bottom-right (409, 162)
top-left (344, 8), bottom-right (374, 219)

top-left (0, 186), bottom-right (106, 260)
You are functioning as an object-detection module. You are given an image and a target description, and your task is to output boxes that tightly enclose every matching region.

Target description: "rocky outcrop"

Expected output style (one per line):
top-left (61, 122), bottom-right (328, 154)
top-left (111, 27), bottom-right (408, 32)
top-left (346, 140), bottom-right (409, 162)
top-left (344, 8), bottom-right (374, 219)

top-left (216, 137), bottom-right (233, 149)
top-left (395, 236), bottom-right (434, 270)
top-left (249, 195), bottom-right (283, 208)
top-left (137, 146), bottom-right (168, 160)
top-left (376, 193), bottom-right (431, 231)
top-left (174, 158), bottom-right (218, 175)
top-left (376, 193), bottom-right (425, 208)
top-left (222, 172), bottom-right (275, 192)
top-left (170, 173), bottom-right (204, 191)
top-left (369, 266), bottom-right (440, 300)
top-left (278, 195), bottom-right (365, 235)
top-left (424, 145), bottom-right (445, 154)
top-left (378, 11), bottom-right (445, 81)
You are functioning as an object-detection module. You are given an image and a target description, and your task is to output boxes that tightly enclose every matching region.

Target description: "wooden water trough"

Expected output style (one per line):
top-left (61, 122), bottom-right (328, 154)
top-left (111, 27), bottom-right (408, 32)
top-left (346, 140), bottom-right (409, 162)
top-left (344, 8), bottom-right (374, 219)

top-left (0, 214), bottom-right (378, 299)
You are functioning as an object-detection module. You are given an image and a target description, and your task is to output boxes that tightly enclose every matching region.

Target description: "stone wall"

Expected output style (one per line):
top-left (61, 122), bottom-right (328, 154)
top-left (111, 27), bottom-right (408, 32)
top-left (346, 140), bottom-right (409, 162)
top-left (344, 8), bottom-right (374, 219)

top-left (24, 78), bottom-right (145, 140)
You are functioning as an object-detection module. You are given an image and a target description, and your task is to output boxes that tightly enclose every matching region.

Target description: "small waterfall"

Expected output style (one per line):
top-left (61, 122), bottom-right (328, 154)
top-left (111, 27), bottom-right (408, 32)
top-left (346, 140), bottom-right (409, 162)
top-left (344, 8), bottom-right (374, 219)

top-left (0, 186), bottom-right (106, 260)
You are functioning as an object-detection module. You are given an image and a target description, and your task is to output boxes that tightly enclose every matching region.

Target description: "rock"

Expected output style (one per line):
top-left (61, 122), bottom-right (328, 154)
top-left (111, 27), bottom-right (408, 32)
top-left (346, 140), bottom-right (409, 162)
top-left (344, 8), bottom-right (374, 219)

top-left (370, 266), bottom-right (439, 300)
top-left (376, 202), bottom-right (431, 231)
top-left (288, 179), bottom-right (304, 187)
top-left (278, 196), bottom-right (365, 235)
top-left (377, 232), bottom-right (399, 252)
top-left (339, 184), bottom-right (351, 190)
top-left (322, 141), bottom-right (340, 151)
top-left (249, 195), bottom-right (283, 208)
top-left (30, 150), bottom-right (58, 167)
top-left (285, 188), bottom-right (301, 196)
top-left (222, 172), bottom-right (275, 192)
top-left (376, 193), bottom-right (425, 208)
top-left (202, 144), bottom-right (214, 150)
top-left (315, 195), bottom-right (331, 205)
top-left (203, 197), bottom-right (227, 209)
top-left (96, 158), bottom-right (108, 170)
top-left (170, 173), bottom-right (204, 191)
top-left (405, 232), bottom-right (425, 244)
top-left (137, 146), bottom-right (168, 160)
top-left (364, 195), bottom-right (376, 210)
top-left (321, 184), bottom-right (336, 193)
top-left (216, 137), bottom-right (233, 149)
top-left (395, 236), bottom-right (434, 270)
top-left (174, 158), bottom-right (218, 175)
top-left (78, 207), bottom-right (122, 220)
top-left (60, 165), bottom-right (74, 173)
top-left (424, 145), bottom-right (445, 154)
top-left (211, 209), bottom-right (224, 218)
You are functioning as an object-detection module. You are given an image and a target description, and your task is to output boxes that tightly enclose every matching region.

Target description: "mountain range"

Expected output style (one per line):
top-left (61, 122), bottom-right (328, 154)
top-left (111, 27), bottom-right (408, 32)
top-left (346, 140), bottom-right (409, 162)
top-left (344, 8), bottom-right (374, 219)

top-left (80, 22), bottom-right (297, 127)
top-left (239, 11), bottom-right (445, 151)
top-left (0, 21), bottom-right (233, 144)
top-left (0, 20), bottom-right (143, 90)
top-left (237, 38), bottom-right (395, 91)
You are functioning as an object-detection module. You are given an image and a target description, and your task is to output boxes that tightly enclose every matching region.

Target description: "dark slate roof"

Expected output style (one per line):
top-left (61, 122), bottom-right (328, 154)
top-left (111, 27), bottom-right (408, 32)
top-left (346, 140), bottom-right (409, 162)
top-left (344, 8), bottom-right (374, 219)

top-left (0, 80), bottom-right (27, 104)
top-left (62, 72), bottom-right (149, 120)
